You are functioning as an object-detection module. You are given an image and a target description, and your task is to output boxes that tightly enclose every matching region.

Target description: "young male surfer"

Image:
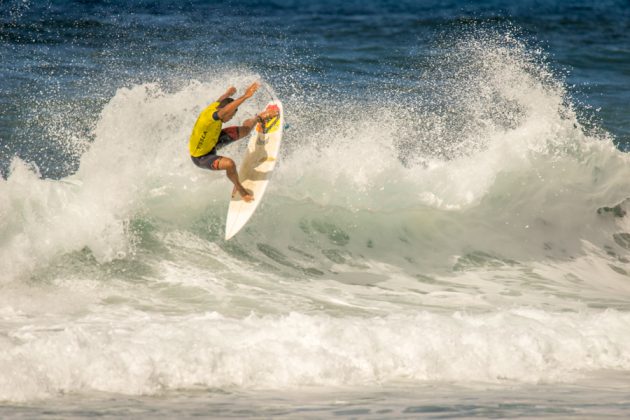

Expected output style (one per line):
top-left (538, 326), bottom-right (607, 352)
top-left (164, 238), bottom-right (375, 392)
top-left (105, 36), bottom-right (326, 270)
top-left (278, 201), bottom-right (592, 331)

top-left (189, 82), bottom-right (278, 202)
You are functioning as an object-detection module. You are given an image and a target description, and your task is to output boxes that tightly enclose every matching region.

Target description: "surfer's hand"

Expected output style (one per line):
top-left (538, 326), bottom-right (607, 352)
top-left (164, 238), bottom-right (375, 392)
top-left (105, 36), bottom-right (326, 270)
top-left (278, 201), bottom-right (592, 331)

top-left (226, 86), bottom-right (237, 96)
top-left (244, 82), bottom-right (260, 98)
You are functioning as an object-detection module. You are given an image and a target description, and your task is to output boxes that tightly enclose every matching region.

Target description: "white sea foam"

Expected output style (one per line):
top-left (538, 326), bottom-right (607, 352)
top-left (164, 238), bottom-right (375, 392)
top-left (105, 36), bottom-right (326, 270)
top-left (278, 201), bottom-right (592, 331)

top-left (1, 308), bottom-right (630, 401)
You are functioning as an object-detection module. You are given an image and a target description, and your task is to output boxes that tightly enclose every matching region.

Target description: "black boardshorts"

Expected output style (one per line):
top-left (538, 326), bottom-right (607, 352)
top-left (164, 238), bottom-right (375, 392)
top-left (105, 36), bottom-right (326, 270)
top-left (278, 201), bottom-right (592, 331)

top-left (191, 126), bottom-right (239, 170)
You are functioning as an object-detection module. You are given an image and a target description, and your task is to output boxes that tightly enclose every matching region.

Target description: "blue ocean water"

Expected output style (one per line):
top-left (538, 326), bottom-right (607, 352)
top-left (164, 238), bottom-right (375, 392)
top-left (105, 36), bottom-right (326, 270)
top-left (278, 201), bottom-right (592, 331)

top-left (2, 0), bottom-right (630, 417)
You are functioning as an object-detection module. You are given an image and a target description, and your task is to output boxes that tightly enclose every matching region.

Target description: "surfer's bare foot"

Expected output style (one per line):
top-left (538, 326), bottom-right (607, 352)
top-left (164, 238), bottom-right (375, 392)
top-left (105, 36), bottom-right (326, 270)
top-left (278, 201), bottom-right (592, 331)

top-left (258, 107), bottom-right (279, 120)
top-left (233, 185), bottom-right (254, 202)
top-left (240, 190), bottom-right (254, 202)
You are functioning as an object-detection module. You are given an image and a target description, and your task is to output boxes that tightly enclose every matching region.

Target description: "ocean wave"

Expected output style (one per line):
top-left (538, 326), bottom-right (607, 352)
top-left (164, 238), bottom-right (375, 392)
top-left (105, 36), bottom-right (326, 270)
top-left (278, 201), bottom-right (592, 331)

top-left (1, 308), bottom-right (629, 401)
top-left (1, 31), bottom-right (629, 300)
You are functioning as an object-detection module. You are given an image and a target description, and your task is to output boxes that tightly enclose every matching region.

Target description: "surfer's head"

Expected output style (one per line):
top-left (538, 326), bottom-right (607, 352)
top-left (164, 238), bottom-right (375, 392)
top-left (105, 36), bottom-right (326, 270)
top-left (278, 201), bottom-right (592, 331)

top-left (218, 98), bottom-right (237, 121)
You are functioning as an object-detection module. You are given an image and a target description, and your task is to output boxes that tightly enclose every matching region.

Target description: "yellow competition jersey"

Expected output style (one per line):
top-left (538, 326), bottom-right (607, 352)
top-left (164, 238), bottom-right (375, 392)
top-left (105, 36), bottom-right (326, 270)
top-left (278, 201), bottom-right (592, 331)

top-left (189, 102), bottom-right (222, 157)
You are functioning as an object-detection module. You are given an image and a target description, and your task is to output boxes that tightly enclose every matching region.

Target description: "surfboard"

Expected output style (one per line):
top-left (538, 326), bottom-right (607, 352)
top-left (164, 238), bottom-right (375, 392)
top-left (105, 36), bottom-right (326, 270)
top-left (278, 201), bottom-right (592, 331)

top-left (225, 97), bottom-right (284, 240)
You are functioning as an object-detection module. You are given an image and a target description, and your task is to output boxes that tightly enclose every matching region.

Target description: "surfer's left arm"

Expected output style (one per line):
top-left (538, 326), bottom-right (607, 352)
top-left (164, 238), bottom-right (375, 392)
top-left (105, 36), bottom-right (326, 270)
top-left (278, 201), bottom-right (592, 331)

top-left (217, 86), bottom-right (237, 102)
top-left (216, 82), bottom-right (259, 120)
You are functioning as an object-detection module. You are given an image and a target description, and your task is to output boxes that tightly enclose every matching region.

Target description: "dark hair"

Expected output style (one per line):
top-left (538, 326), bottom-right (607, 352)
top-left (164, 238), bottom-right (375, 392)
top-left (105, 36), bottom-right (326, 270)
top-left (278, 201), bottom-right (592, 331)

top-left (218, 98), bottom-right (234, 108)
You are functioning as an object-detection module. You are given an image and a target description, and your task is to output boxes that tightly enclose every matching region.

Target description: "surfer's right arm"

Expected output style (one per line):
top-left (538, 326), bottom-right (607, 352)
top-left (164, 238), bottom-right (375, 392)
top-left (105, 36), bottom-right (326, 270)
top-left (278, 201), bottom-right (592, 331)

top-left (216, 82), bottom-right (260, 121)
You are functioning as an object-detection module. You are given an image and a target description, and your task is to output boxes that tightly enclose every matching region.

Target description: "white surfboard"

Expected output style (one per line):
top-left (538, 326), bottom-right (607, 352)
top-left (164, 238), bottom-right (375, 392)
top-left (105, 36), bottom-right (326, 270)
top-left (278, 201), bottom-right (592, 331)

top-left (225, 97), bottom-right (284, 240)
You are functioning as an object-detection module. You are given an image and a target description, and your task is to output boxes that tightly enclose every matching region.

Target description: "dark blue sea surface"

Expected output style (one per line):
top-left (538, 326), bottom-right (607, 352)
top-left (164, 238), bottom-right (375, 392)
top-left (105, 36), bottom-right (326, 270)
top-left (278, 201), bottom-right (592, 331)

top-left (1, 0), bottom-right (630, 178)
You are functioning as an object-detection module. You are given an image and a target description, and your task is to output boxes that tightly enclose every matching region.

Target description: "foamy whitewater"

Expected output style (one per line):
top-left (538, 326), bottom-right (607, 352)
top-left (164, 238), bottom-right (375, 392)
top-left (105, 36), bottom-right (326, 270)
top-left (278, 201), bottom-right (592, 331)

top-left (2, 16), bottom-right (630, 416)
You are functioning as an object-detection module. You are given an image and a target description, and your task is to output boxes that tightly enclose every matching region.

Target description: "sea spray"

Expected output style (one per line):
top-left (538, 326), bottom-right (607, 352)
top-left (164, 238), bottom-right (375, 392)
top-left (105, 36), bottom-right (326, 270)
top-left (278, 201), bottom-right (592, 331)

top-left (1, 26), bottom-right (630, 404)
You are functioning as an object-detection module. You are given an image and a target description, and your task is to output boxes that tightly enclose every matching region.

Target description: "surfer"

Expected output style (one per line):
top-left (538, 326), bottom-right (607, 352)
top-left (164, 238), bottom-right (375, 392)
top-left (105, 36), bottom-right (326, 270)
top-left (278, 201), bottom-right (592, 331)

top-left (189, 82), bottom-right (278, 202)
